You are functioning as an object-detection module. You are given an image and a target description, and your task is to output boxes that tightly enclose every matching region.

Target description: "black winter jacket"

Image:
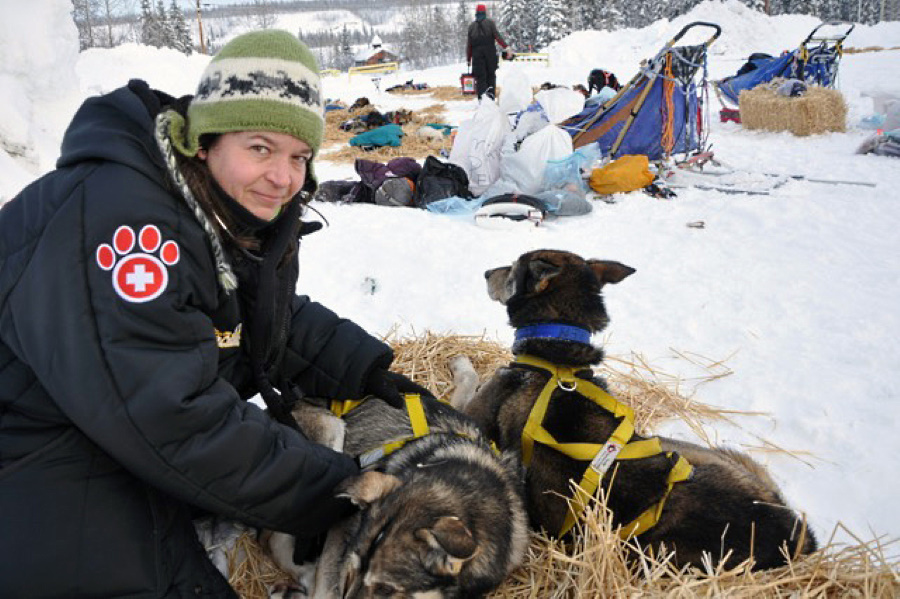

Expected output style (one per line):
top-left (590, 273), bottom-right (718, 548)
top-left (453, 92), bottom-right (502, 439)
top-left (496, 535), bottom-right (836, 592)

top-left (0, 83), bottom-right (392, 597)
top-left (466, 17), bottom-right (508, 64)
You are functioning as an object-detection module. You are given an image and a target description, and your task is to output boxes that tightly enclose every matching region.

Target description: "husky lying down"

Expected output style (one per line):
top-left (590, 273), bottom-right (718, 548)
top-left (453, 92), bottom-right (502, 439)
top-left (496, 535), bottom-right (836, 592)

top-left (278, 395), bottom-right (529, 598)
top-left (450, 249), bottom-right (816, 570)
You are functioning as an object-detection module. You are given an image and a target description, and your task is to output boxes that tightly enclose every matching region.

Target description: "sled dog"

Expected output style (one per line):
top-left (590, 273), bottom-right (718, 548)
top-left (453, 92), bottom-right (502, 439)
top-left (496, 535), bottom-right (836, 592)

top-left (450, 249), bottom-right (816, 570)
top-left (270, 394), bottom-right (528, 598)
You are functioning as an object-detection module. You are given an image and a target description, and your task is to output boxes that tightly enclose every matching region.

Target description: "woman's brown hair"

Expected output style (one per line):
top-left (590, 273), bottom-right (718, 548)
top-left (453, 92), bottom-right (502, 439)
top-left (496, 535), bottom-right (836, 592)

top-left (172, 133), bottom-right (261, 251)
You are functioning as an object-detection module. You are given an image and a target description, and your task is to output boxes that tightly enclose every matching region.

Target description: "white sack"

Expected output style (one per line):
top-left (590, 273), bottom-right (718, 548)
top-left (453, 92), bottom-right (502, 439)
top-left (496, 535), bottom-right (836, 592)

top-left (534, 87), bottom-right (586, 123)
top-left (498, 64), bottom-right (533, 115)
top-left (497, 125), bottom-right (574, 195)
top-left (448, 99), bottom-right (511, 196)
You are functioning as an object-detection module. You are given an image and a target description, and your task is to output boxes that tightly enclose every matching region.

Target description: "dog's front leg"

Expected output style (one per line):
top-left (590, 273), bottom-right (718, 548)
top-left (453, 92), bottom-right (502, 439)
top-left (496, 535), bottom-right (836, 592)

top-left (448, 355), bottom-right (480, 411)
top-left (453, 368), bottom-right (520, 442)
top-left (263, 530), bottom-right (317, 594)
top-left (264, 403), bottom-right (346, 593)
top-left (310, 516), bottom-right (358, 599)
top-left (291, 403), bottom-right (346, 451)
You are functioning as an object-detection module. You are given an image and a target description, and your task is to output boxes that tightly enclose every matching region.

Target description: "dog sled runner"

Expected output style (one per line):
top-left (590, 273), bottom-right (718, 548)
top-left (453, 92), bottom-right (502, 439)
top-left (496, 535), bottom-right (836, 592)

top-left (665, 151), bottom-right (876, 196)
top-left (715, 21), bottom-right (854, 109)
top-left (560, 21), bottom-right (721, 162)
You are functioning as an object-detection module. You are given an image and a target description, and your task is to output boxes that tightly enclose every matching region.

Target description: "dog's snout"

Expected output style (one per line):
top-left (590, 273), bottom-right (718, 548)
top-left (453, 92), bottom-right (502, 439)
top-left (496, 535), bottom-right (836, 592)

top-left (484, 268), bottom-right (498, 280)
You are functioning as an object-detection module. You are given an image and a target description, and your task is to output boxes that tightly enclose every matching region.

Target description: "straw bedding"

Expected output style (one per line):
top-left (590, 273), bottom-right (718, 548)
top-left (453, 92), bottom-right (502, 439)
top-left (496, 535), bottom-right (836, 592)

top-left (319, 102), bottom-right (452, 164)
top-left (426, 84), bottom-right (476, 102)
top-left (228, 331), bottom-right (899, 598)
top-left (739, 81), bottom-right (847, 136)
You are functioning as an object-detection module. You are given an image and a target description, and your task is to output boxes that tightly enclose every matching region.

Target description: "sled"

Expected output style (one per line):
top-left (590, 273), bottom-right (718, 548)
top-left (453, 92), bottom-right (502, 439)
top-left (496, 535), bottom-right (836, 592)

top-left (715, 21), bottom-right (855, 109)
top-left (560, 21), bottom-right (721, 162)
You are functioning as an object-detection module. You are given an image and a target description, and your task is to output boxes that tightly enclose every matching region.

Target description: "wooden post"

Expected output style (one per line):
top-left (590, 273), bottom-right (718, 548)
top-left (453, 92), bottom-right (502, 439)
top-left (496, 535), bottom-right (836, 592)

top-left (196, 0), bottom-right (206, 55)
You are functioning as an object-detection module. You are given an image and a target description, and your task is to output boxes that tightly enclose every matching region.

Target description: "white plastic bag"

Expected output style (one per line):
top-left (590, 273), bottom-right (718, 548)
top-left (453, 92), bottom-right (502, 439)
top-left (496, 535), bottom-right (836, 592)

top-left (534, 87), bottom-right (586, 124)
top-left (498, 64), bottom-right (533, 115)
top-left (448, 98), bottom-right (510, 196)
top-left (497, 125), bottom-right (574, 195)
top-left (511, 105), bottom-right (549, 143)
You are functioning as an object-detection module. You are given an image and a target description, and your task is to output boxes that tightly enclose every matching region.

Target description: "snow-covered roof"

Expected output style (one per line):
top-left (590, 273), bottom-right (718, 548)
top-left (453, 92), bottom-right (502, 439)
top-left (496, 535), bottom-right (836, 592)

top-left (354, 43), bottom-right (397, 62)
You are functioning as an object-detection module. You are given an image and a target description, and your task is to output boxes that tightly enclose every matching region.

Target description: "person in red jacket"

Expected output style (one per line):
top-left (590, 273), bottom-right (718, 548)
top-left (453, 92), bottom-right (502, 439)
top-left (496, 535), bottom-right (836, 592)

top-left (466, 4), bottom-right (513, 99)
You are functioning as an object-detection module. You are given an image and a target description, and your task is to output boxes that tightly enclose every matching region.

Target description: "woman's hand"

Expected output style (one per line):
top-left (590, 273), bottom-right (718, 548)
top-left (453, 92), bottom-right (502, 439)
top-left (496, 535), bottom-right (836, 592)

top-left (363, 369), bottom-right (434, 409)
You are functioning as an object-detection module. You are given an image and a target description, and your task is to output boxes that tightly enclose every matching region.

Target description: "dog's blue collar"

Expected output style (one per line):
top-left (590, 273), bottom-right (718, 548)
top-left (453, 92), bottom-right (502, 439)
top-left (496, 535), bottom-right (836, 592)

top-left (514, 324), bottom-right (592, 344)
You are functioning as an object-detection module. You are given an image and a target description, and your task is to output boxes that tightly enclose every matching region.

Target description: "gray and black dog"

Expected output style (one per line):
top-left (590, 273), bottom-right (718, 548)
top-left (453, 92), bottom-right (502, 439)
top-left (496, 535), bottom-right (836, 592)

top-left (450, 249), bottom-right (816, 571)
top-left (274, 394), bottom-right (528, 598)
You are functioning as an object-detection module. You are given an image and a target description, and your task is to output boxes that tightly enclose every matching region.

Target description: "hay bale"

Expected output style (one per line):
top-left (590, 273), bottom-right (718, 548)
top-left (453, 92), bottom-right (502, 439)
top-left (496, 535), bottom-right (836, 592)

top-left (739, 81), bottom-right (847, 136)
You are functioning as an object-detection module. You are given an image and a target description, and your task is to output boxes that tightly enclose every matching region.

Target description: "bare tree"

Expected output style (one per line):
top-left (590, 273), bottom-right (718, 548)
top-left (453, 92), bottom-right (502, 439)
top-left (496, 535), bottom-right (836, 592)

top-left (97, 0), bottom-right (127, 47)
top-left (253, 0), bottom-right (278, 29)
top-left (71, 0), bottom-right (97, 50)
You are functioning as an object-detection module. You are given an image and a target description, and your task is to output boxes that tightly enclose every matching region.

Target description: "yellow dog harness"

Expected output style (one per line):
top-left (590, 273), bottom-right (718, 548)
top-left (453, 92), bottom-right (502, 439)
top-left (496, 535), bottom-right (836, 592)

top-left (329, 394), bottom-right (433, 469)
top-left (515, 354), bottom-right (693, 538)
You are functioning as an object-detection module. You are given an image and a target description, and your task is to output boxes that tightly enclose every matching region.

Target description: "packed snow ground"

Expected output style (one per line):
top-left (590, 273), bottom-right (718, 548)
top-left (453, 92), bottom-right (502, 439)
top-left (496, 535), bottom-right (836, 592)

top-left (3, 0), bottom-right (900, 549)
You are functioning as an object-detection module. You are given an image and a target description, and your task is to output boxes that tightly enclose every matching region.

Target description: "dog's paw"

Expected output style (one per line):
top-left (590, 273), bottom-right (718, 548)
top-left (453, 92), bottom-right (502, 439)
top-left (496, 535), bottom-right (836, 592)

top-left (95, 224), bottom-right (180, 303)
top-left (292, 404), bottom-right (345, 451)
top-left (268, 580), bottom-right (308, 598)
top-left (448, 355), bottom-right (479, 410)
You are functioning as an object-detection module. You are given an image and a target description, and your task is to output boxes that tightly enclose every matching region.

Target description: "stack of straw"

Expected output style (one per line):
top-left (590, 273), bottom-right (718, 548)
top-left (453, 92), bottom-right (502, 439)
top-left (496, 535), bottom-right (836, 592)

top-left (740, 80), bottom-right (847, 136)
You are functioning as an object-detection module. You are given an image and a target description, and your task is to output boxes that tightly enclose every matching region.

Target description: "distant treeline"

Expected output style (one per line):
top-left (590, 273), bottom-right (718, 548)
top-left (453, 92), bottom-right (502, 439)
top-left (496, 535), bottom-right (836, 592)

top-left (71, 0), bottom-right (898, 70)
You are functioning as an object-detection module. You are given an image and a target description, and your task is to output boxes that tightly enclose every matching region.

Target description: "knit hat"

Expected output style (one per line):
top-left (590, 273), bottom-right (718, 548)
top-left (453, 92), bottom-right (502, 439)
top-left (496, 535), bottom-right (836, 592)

top-left (476, 4), bottom-right (486, 13)
top-left (167, 30), bottom-right (324, 187)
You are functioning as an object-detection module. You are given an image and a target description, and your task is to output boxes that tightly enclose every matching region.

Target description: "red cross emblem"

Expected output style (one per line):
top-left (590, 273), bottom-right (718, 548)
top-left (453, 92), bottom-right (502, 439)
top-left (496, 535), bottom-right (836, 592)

top-left (96, 224), bottom-right (180, 303)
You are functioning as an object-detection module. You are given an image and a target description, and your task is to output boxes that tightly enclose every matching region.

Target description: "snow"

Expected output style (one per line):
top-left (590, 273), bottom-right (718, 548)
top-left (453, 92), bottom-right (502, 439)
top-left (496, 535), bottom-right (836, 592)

top-left (3, 0), bottom-right (900, 549)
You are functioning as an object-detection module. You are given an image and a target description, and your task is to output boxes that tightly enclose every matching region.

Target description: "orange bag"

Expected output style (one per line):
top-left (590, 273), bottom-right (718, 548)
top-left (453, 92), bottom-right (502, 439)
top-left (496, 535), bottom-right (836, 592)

top-left (589, 155), bottom-right (654, 194)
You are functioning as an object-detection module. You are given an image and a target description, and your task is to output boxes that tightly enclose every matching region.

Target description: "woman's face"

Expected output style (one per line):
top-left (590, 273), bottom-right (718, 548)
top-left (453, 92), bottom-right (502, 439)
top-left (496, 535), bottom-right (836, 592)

top-left (199, 131), bottom-right (312, 221)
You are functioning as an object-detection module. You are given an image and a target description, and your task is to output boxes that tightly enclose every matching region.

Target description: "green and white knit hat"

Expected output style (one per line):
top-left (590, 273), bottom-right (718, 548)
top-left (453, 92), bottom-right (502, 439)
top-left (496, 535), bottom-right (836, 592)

top-left (168, 30), bottom-right (324, 172)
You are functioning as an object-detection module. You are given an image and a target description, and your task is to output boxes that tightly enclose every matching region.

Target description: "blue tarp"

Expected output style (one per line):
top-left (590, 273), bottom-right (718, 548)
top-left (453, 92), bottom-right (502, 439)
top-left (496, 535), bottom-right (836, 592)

top-left (716, 52), bottom-right (795, 106)
top-left (560, 74), bottom-right (702, 161)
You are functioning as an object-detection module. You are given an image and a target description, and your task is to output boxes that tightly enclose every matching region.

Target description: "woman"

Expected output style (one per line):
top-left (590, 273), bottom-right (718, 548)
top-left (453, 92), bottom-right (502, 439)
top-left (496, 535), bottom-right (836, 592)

top-left (0, 30), bottom-right (425, 597)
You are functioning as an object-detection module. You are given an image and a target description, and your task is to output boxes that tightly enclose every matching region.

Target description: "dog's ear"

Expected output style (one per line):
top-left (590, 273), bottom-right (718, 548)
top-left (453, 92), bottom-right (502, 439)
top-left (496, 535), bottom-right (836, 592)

top-left (335, 471), bottom-right (403, 507)
top-left (527, 259), bottom-right (562, 293)
top-left (486, 258), bottom-right (562, 304)
top-left (588, 260), bottom-right (635, 286)
top-left (416, 516), bottom-right (477, 576)
top-left (485, 266), bottom-right (512, 303)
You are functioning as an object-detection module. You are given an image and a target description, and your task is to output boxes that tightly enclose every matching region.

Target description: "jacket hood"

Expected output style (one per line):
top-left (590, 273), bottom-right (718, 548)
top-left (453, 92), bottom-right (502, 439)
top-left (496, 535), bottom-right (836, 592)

top-left (56, 81), bottom-right (169, 183)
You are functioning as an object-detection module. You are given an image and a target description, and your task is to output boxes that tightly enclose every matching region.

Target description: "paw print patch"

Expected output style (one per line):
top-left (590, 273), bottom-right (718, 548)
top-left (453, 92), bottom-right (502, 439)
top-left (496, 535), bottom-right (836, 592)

top-left (95, 225), bottom-right (180, 303)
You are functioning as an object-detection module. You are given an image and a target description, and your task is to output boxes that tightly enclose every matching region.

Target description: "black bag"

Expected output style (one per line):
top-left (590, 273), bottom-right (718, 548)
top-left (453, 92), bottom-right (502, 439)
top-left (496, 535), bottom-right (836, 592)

top-left (413, 156), bottom-right (474, 207)
top-left (736, 52), bottom-right (773, 76)
top-left (313, 180), bottom-right (358, 203)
